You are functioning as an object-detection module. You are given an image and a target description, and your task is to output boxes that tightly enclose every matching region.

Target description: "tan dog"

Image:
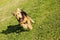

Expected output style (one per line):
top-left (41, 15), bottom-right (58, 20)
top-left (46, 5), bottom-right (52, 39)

top-left (13, 8), bottom-right (34, 30)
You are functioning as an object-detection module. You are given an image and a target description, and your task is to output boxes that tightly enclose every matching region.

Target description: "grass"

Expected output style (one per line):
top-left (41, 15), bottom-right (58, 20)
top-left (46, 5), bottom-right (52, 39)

top-left (0, 0), bottom-right (60, 40)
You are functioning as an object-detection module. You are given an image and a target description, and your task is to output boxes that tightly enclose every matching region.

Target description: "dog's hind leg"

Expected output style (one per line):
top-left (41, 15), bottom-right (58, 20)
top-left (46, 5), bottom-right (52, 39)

top-left (20, 24), bottom-right (28, 30)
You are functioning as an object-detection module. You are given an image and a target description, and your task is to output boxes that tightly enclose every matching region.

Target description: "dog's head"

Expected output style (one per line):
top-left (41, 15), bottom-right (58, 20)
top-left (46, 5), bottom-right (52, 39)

top-left (13, 8), bottom-right (22, 19)
top-left (12, 8), bottom-right (28, 22)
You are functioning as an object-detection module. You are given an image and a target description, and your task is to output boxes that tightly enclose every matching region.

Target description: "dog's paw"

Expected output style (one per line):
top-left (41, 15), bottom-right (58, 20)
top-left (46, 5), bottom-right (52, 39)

top-left (32, 20), bottom-right (35, 23)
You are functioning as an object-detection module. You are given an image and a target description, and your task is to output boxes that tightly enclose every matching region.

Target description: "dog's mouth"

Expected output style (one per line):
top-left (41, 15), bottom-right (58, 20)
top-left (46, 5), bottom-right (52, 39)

top-left (17, 18), bottom-right (23, 22)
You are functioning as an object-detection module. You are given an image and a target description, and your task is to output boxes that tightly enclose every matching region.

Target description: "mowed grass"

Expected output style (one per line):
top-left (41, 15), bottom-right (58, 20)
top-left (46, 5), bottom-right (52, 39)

top-left (0, 0), bottom-right (60, 40)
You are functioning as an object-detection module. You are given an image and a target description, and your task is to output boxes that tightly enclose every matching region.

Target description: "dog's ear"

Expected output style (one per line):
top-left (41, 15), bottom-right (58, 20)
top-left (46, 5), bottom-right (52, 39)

top-left (16, 8), bottom-right (21, 13)
top-left (16, 8), bottom-right (20, 11)
top-left (21, 10), bottom-right (28, 17)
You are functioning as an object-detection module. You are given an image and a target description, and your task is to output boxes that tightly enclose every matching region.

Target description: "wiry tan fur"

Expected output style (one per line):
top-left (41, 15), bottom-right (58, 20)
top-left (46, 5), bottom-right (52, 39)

top-left (13, 8), bottom-right (34, 30)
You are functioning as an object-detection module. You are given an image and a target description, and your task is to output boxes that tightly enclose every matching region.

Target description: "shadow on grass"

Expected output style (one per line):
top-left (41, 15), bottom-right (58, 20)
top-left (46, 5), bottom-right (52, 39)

top-left (1, 24), bottom-right (29, 34)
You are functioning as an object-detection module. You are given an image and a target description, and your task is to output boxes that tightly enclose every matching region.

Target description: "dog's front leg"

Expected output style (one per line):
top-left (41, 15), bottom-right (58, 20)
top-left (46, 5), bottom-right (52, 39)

top-left (27, 16), bottom-right (35, 23)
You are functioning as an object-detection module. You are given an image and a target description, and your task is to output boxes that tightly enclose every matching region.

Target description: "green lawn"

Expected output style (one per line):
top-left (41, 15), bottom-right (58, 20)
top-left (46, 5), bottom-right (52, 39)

top-left (0, 0), bottom-right (60, 40)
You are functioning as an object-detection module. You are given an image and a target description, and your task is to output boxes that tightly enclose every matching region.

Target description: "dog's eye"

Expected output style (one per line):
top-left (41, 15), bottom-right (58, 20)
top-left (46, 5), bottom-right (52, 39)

top-left (18, 13), bottom-right (19, 15)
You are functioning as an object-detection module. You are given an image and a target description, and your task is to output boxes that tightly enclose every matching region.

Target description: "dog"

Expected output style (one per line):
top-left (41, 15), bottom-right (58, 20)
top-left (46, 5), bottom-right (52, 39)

top-left (12, 8), bottom-right (34, 30)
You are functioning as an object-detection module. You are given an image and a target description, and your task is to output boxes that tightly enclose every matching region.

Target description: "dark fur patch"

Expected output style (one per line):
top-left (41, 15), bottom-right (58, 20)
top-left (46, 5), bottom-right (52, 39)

top-left (24, 21), bottom-right (27, 24)
top-left (21, 10), bottom-right (27, 17)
